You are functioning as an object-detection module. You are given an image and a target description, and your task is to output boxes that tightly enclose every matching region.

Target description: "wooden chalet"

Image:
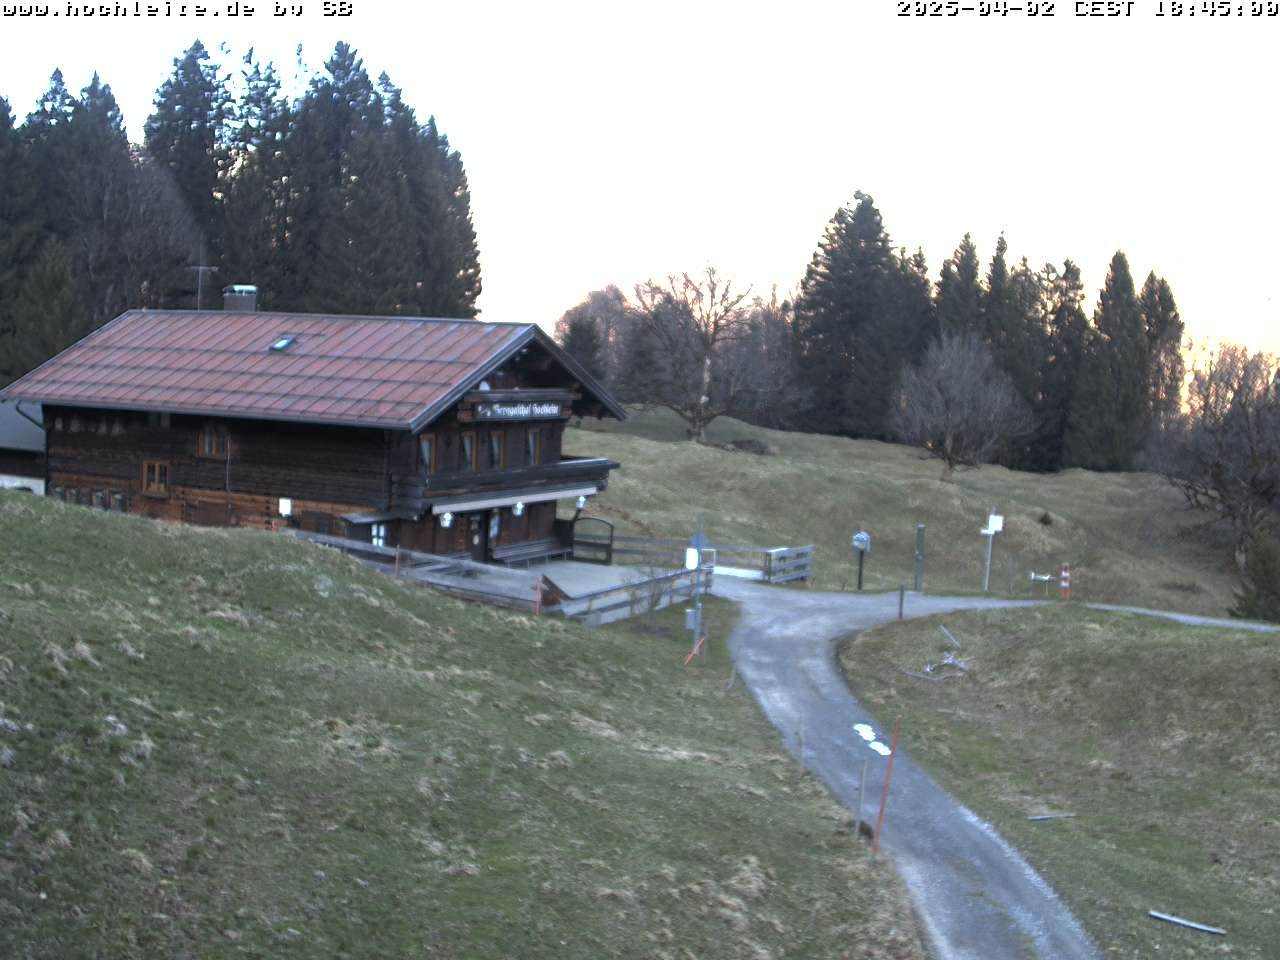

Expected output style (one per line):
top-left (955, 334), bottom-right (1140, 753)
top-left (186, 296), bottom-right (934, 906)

top-left (0, 295), bottom-right (625, 563)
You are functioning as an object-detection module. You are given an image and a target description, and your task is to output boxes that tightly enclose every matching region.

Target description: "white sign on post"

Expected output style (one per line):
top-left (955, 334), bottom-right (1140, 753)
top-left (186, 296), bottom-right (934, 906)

top-left (980, 511), bottom-right (1003, 591)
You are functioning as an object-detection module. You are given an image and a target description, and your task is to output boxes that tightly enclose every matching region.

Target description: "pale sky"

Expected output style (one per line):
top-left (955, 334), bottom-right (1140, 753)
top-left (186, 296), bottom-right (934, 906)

top-left (2, 1), bottom-right (1277, 352)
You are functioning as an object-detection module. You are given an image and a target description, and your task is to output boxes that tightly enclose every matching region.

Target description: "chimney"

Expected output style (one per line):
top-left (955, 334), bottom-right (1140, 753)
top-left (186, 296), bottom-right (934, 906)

top-left (222, 284), bottom-right (258, 312)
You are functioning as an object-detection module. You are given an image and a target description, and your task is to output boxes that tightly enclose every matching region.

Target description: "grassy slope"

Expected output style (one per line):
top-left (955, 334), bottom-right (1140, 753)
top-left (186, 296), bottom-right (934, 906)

top-left (840, 607), bottom-right (1280, 958)
top-left (0, 492), bottom-right (925, 960)
top-left (571, 409), bottom-right (1238, 615)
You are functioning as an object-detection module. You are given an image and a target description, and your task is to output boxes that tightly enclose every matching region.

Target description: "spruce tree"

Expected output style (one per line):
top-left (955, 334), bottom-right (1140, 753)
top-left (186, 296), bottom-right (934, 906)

top-left (560, 313), bottom-right (604, 380)
top-left (1139, 272), bottom-right (1184, 432)
top-left (221, 52), bottom-right (291, 302)
top-left (1230, 534), bottom-right (1280, 622)
top-left (414, 116), bottom-right (482, 317)
top-left (1064, 252), bottom-right (1150, 470)
top-left (145, 40), bottom-right (231, 270)
top-left (0, 97), bottom-right (30, 376)
top-left (936, 233), bottom-right (982, 337)
top-left (793, 192), bottom-right (913, 437)
top-left (987, 254), bottom-right (1048, 470)
top-left (1033, 261), bottom-right (1088, 471)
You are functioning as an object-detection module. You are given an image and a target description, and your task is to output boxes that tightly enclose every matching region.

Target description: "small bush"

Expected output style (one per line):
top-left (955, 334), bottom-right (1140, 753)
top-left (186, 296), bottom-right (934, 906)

top-left (1230, 534), bottom-right (1280, 622)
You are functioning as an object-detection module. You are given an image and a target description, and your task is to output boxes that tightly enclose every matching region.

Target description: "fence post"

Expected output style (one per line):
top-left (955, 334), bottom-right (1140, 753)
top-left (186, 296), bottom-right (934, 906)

top-left (534, 574), bottom-right (542, 615)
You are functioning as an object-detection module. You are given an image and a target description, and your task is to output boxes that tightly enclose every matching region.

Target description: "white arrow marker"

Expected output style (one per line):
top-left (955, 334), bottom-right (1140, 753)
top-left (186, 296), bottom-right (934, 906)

top-left (869, 741), bottom-right (892, 757)
top-left (853, 723), bottom-right (876, 742)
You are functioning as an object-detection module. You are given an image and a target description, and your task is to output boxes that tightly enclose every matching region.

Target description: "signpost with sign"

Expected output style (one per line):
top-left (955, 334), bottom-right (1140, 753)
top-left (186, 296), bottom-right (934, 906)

top-left (851, 530), bottom-right (871, 591)
top-left (980, 510), bottom-right (1003, 593)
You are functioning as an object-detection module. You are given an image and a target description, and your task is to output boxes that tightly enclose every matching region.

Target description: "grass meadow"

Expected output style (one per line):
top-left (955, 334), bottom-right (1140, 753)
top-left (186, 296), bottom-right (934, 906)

top-left (841, 606), bottom-right (1280, 958)
top-left (571, 408), bottom-right (1239, 615)
top-left (0, 491), bottom-right (924, 959)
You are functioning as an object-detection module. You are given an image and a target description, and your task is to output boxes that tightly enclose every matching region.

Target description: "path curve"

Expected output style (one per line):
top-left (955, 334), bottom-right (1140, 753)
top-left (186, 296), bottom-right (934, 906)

top-left (712, 581), bottom-right (1279, 958)
top-left (709, 580), bottom-right (1094, 960)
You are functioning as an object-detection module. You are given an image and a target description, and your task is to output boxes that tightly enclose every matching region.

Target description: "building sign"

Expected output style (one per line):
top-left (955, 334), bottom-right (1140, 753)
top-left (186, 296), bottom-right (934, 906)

top-left (474, 401), bottom-right (564, 421)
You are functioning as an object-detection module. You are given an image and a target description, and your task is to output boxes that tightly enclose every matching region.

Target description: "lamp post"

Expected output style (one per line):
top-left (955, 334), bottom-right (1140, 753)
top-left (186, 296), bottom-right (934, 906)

top-left (851, 530), bottom-right (871, 591)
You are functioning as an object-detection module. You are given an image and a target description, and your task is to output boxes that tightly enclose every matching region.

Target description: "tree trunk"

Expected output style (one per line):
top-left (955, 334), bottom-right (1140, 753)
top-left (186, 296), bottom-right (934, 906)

top-left (941, 460), bottom-right (956, 483)
top-left (693, 351), bottom-right (712, 444)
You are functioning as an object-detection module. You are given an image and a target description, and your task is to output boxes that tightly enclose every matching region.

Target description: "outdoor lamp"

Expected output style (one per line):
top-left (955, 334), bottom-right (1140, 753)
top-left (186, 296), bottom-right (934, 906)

top-left (440, 512), bottom-right (454, 528)
top-left (576, 495), bottom-right (588, 510)
top-left (512, 501), bottom-right (525, 517)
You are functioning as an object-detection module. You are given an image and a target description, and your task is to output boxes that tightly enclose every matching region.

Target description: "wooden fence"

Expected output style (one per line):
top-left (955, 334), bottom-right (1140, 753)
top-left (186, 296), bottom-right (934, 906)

top-left (284, 530), bottom-right (547, 612)
top-left (571, 534), bottom-right (814, 584)
top-left (284, 529), bottom-right (709, 620)
top-left (555, 568), bottom-right (700, 623)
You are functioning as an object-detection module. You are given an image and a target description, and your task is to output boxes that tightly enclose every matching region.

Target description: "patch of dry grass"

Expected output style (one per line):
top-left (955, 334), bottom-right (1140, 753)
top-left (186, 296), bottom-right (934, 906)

top-left (0, 491), bottom-right (925, 959)
top-left (571, 408), bottom-right (1238, 615)
top-left (841, 606), bottom-right (1280, 957)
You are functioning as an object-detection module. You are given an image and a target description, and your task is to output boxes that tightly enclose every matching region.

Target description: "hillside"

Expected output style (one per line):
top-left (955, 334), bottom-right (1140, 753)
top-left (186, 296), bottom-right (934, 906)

top-left (571, 409), bottom-right (1238, 615)
top-left (0, 492), bottom-right (924, 959)
top-left (841, 606), bottom-right (1280, 957)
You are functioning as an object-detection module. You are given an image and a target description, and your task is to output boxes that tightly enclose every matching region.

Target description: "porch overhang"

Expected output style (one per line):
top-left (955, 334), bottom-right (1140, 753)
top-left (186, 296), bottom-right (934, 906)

top-left (429, 483), bottom-right (598, 515)
top-left (341, 509), bottom-right (415, 525)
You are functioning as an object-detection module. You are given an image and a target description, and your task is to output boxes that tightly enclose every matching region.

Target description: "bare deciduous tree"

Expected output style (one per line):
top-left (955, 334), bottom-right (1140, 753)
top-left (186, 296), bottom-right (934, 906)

top-left (1151, 343), bottom-right (1280, 570)
top-left (630, 267), bottom-right (753, 443)
top-left (892, 332), bottom-right (1032, 481)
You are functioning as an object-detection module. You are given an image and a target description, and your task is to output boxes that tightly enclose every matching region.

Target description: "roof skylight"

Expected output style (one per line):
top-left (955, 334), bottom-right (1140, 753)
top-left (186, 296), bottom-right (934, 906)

top-left (269, 336), bottom-right (296, 352)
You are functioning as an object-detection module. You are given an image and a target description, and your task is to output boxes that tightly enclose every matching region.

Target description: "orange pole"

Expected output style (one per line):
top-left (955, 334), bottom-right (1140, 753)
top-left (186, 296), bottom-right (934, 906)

top-left (872, 719), bottom-right (901, 856)
top-left (1059, 564), bottom-right (1071, 600)
top-left (534, 574), bottom-right (542, 616)
top-left (682, 635), bottom-right (706, 667)
top-left (395, 546), bottom-right (401, 577)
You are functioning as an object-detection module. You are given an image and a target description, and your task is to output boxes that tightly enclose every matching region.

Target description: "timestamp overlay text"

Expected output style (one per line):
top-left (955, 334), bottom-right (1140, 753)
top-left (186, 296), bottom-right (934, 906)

top-left (896, 1), bottom-right (1279, 17)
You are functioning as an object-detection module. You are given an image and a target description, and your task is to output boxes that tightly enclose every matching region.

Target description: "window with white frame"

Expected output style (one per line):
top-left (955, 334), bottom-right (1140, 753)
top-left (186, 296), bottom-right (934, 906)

top-left (371, 523), bottom-right (387, 548)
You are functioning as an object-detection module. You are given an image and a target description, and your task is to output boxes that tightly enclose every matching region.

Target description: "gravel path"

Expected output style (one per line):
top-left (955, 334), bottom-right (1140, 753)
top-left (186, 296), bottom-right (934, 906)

top-left (709, 580), bottom-right (1096, 960)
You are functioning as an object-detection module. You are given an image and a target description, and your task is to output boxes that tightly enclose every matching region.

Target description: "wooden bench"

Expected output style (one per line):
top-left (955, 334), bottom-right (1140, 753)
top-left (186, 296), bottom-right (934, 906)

top-left (491, 537), bottom-right (572, 566)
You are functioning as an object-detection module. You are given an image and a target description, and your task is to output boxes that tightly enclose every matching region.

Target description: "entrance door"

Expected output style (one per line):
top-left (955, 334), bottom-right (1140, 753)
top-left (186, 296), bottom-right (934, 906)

top-left (468, 513), bottom-right (485, 562)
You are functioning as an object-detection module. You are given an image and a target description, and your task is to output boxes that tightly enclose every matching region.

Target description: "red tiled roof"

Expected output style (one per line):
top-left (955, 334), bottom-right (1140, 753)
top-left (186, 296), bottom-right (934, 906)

top-left (0, 310), bottom-right (559, 430)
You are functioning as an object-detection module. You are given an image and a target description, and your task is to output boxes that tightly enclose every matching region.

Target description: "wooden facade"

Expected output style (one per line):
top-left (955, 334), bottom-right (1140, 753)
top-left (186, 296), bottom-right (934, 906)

top-left (9, 310), bottom-right (624, 562)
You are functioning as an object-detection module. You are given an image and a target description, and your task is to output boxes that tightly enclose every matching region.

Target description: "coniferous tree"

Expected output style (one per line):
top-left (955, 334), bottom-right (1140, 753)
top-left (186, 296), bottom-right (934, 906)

top-left (1139, 272), bottom-right (1185, 433)
top-left (1064, 252), bottom-right (1150, 470)
top-left (559, 313), bottom-right (604, 380)
top-left (221, 51), bottom-right (291, 301)
top-left (0, 97), bottom-right (34, 378)
top-left (1032, 261), bottom-right (1088, 471)
top-left (413, 115), bottom-right (482, 317)
top-left (145, 40), bottom-right (231, 272)
top-left (891, 247), bottom-right (935, 367)
top-left (793, 192), bottom-right (919, 437)
top-left (1230, 534), bottom-right (1280, 622)
top-left (990, 256), bottom-right (1049, 470)
top-left (935, 233), bottom-right (982, 337)
top-left (5, 71), bottom-right (196, 382)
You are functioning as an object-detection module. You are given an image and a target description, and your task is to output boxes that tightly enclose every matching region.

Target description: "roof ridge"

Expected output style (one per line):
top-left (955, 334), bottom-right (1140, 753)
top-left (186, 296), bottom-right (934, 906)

top-left (135, 309), bottom-right (533, 329)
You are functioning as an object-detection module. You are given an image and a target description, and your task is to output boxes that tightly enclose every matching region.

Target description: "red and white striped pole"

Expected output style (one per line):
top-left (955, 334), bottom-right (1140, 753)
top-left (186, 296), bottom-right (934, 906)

top-left (1058, 564), bottom-right (1071, 600)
